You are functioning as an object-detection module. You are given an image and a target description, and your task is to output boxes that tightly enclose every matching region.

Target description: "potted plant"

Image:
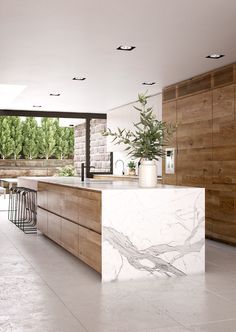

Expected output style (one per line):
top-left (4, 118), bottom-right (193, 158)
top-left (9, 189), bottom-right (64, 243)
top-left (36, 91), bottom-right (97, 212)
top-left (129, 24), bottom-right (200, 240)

top-left (103, 92), bottom-right (174, 187)
top-left (127, 161), bottom-right (136, 176)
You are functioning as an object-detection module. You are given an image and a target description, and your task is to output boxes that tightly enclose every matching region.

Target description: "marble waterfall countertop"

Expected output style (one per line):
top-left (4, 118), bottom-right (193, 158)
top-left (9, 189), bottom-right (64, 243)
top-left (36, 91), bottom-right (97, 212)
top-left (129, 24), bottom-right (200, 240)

top-left (19, 176), bottom-right (205, 281)
top-left (19, 176), bottom-right (192, 192)
top-left (102, 185), bottom-right (205, 281)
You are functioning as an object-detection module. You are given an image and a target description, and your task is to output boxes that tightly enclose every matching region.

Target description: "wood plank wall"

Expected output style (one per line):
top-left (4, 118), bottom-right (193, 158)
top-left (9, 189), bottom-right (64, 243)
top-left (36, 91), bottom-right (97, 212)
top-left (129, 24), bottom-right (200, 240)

top-left (162, 63), bottom-right (236, 245)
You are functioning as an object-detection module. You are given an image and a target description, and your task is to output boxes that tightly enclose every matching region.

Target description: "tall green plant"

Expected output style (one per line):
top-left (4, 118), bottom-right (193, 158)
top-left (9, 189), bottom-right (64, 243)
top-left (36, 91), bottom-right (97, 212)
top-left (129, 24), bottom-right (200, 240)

top-left (54, 122), bottom-right (69, 160)
top-left (54, 123), bottom-right (74, 160)
top-left (10, 116), bottom-right (23, 159)
top-left (22, 117), bottom-right (39, 159)
top-left (38, 118), bottom-right (57, 159)
top-left (0, 117), bottom-right (14, 159)
top-left (103, 92), bottom-right (175, 160)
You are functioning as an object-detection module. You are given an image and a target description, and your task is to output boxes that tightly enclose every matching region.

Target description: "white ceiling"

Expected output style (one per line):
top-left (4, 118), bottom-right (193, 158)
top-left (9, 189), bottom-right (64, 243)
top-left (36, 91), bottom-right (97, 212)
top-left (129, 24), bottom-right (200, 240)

top-left (0, 0), bottom-right (235, 113)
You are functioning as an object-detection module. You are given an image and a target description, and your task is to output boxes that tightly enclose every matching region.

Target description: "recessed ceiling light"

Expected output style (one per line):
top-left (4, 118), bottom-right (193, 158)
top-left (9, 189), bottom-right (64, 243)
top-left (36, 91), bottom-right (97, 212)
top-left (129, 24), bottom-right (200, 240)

top-left (142, 82), bottom-right (156, 86)
top-left (50, 93), bottom-right (61, 96)
top-left (72, 77), bottom-right (86, 81)
top-left (206, 54), bottom-right (225, 59)
top-left (117, 45), bottom-right (136, 51)
top-left (33, 105), bottom-right (42, 108)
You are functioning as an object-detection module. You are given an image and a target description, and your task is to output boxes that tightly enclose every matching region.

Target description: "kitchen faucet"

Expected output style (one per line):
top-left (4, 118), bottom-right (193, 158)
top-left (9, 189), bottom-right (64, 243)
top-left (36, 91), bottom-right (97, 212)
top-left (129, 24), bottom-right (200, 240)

top-left (81, 163), bottom-right (95, 182)
top-left (115, 159), bottom-right (125, 175)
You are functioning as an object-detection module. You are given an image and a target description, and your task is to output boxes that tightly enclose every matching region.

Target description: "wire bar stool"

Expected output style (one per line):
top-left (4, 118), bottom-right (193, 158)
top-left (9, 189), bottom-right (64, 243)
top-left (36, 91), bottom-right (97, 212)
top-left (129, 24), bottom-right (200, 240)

top-left (8, 187), bottom-right (37, 234)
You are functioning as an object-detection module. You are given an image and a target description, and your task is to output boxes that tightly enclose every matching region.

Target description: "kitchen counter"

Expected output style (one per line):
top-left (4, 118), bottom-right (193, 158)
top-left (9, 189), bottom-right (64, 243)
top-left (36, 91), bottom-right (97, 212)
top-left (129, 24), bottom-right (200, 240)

top-left (19, 176), bottom-right (181, 192)
top-left (23, 176), bottom-right (205, 282)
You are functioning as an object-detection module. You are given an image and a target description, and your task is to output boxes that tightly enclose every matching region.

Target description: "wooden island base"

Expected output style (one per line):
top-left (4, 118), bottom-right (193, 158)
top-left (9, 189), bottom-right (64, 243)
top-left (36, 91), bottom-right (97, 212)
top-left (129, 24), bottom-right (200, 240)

top-left (37, 182), bottom-right (101, 273)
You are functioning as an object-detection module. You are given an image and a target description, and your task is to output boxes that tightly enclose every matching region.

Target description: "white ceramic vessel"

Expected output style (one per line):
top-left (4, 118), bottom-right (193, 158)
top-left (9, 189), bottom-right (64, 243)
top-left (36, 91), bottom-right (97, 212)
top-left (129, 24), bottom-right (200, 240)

top-left (138, 160), bottom-right (157, 187)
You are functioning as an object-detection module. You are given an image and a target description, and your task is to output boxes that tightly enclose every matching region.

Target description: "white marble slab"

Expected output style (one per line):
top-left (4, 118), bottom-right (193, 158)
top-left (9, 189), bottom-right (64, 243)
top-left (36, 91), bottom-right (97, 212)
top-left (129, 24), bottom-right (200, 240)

top-left (102, 187), bottom-right (205, 282)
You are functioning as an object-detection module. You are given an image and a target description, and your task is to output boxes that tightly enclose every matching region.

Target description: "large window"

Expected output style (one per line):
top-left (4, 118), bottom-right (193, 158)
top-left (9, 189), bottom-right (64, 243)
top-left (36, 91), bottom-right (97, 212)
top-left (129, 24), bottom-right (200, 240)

top-left (0, 110), bottom-right (113, 178)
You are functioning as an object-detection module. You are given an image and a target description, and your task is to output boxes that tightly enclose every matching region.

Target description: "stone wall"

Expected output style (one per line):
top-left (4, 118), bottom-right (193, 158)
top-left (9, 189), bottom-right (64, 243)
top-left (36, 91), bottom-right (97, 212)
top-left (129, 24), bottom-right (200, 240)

top-left (74, 119), bottom-right (111, 175)
top-left (0, 159), bottom-right (73, 178)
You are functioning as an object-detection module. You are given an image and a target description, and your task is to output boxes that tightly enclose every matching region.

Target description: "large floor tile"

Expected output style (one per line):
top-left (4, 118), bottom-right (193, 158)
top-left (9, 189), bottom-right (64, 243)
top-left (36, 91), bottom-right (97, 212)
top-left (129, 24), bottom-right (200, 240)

top-left (1, 208), bottom-right (236, 331)
top-left (150, 289), bottom-right (236, 326)
top-left (189, 319), bottom-right (236, 331)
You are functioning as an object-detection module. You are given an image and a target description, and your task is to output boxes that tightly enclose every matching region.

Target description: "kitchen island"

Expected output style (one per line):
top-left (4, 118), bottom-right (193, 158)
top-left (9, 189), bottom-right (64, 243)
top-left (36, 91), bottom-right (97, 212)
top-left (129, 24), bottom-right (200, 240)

top-left (33, 177), bottom-right (205, 282)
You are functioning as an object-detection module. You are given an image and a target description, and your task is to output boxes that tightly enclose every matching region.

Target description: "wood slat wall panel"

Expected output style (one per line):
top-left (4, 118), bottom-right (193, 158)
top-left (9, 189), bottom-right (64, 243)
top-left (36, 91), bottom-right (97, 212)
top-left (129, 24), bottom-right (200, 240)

top-left (162, 64), bottom-right (236, 245)
top-left (177, 161), bottom-right (212, 187)
top-left (213, 66), bottom-right (234, 88)
top-left (176, 92), bottom-right (213, 187)
top-left (177, 92), bottom-right (212, 124)
top-left (178, 75), bottom-right (211, 97)
top-left (163, 86), bottom-right (176, 101)
top-left (213, 161), bottom-right (236, 184)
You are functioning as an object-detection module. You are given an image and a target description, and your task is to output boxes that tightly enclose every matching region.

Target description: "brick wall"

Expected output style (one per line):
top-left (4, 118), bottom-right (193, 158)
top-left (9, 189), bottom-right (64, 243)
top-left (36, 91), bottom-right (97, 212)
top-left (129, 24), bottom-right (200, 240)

top-left (0, 159), bottom-right (73, 178)
top-left (74, 123), bottom-right (86, 175)
top-left (74, 119), bottom-right (110, 175)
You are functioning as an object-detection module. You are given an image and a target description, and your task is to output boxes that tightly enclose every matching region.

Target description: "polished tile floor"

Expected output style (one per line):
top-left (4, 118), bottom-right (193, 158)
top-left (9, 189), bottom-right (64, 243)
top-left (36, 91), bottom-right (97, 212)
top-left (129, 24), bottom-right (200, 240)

top-left (1, 203), bottom-right (236, 331)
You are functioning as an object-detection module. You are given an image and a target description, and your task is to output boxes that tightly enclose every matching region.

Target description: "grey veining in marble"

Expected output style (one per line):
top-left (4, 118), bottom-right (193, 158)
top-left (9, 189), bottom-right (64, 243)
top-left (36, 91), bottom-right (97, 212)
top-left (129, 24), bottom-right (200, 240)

top-left (102, 188), bottom-right (205, 281)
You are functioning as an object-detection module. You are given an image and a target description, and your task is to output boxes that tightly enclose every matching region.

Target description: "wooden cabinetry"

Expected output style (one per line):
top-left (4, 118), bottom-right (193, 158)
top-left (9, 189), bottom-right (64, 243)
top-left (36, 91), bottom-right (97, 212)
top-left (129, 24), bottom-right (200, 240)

top-left (177, 91), bottom-right (213, 187)
top-left (37, 182), bottom-right (101, 273)
top-left (78, 226), bottom-right (101, 273)
top-left (47, 211), bottom-right (62, 245)
top-left (162, 63), bottom-right (236, 245)
top-left (61, 219), bottom-right (79, 257)
top-left (37, 207), bottom-right (48, 234)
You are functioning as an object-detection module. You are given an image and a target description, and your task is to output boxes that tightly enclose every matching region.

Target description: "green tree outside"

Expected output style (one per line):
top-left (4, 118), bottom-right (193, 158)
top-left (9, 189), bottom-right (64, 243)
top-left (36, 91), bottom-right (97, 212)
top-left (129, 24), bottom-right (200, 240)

top-left (22, 117), bottom-right (39, 159)
top-left (54, 121), bottom-right (69, 160)
top-left (0, 117), bottom-right (14, 159)
top-left (10, 116), bottom-right (23, 159)
top-left (0, 116), bottom-right (74, 160)
top-left (38, 118), bottom-right (57, 159)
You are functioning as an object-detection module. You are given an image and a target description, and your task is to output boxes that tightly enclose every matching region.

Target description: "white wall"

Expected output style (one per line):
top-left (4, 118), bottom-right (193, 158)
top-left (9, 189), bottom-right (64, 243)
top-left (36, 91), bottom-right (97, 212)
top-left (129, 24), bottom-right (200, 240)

top-left (106, 93), bottom-right (162, 176)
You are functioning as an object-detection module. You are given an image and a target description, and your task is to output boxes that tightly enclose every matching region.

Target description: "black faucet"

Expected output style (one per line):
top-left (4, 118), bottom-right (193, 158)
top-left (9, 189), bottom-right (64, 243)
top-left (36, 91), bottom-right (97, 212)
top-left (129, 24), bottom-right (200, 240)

top-left (81, 163), bottom-right (95, 182)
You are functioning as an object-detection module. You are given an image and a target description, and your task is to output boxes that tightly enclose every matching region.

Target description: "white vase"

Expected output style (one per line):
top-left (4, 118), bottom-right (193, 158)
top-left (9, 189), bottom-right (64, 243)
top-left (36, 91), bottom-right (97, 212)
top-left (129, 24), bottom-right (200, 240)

top-left (138, 160), bottom-right (157, 188)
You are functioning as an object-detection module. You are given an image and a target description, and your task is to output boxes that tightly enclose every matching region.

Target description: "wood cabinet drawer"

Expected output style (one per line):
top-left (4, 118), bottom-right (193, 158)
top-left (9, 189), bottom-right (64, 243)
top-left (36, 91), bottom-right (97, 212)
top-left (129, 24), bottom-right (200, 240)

top-left (79, 226), bottom-right (101, 273)
top-left (47, 184), bottom-right (63, 215)
top-left (61, 218), bottom-right (79, 257)
top-left (37, 207), bottom-right (48, 234)
top-left (60, 187), bottom-right (80, 223)
top-left (78, 194), bottom-right (101, 233)
top-left (47, 211), bottom-right (62, 245)
top-left (38, 183), bottom-right (48, 209)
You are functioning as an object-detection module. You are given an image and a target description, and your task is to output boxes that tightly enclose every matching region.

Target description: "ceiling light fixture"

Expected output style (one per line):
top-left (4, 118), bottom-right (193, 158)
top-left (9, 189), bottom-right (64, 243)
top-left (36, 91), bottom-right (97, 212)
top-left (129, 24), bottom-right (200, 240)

top-left (206, 54), bottom-right (225, 59)
top-left (72, 77), bottom-right (86, 81)
top-left (142, 82), bottom-right (156, 86)
top-left (50, 93), bottom-right (61, 96)
top-left (117, 45), bottom-right (136, 51)
top-left (33, 105), bottom-right (42, 108)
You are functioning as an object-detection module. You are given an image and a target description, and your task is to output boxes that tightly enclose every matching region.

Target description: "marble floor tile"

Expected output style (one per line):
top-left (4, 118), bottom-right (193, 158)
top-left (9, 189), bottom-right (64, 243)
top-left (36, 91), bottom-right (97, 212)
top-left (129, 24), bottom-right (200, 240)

top-left (1, 209), bottom-right (236, 332)
top-left (189, 319), bottom-right (236, 332)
